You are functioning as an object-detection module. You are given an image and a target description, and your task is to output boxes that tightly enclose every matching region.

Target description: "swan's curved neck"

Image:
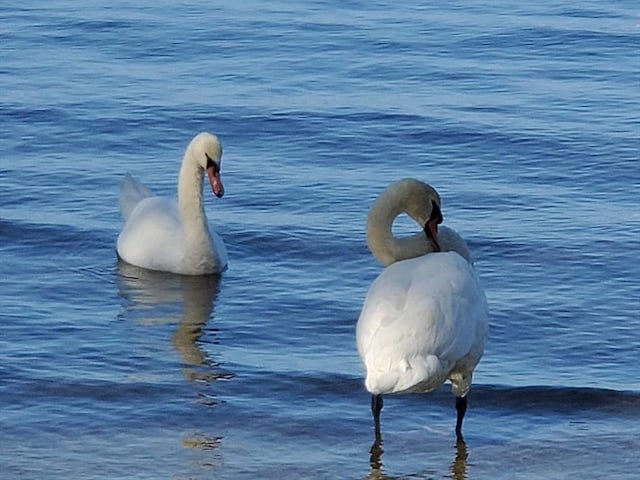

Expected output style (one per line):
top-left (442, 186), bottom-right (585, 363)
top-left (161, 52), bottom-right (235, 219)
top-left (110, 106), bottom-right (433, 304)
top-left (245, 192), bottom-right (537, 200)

top-left (367, 183), bottom-right (471, 266)
top-left (367, 194), bottom-right (434, 266)
top-left (177, 149), bottom-right (210, 247)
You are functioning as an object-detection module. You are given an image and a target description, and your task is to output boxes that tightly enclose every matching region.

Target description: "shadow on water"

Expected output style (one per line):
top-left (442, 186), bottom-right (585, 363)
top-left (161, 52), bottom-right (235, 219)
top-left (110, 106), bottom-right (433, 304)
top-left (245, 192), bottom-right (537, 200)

top-left (366, 428), bottom-right (468, 480)
top-left (116, 260), bottom-right (234, 384)
top-left (115, 260), bottom-right (233, 472)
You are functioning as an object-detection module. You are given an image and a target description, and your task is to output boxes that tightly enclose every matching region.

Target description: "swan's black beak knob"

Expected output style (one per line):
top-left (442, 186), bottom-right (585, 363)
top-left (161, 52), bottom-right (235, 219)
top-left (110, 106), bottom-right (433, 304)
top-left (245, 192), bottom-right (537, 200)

top-left (424, 201), bottom-right (442, 252)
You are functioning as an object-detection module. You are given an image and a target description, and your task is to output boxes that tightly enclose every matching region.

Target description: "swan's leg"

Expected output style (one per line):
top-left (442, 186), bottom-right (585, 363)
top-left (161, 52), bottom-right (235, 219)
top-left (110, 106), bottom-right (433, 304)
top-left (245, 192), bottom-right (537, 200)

top-left (455, 396), bottom-right (467, 440)
top-left (369, 394), bottom-right (385, 471)
top-left (371, 394), bottom-right (383, 437)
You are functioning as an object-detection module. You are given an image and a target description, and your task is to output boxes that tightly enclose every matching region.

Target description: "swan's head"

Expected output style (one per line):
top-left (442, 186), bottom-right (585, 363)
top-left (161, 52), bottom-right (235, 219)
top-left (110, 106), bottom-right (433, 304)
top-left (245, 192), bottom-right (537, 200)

top-left (190, 132), bottom-right (224, 198)
top-left (397, 178), bottom-right (443, 252)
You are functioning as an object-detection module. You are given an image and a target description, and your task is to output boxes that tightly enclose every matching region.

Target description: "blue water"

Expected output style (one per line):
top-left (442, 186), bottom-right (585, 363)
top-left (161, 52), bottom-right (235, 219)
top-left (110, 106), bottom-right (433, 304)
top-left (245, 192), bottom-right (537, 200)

top-left (1, 1), bottom-right (639, 479)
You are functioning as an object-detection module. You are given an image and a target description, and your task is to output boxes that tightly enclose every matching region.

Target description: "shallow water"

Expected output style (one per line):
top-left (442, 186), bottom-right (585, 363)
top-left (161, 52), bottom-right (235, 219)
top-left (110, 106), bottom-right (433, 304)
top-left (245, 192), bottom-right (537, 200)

top-left (1, 1), bottom-right (639, 479)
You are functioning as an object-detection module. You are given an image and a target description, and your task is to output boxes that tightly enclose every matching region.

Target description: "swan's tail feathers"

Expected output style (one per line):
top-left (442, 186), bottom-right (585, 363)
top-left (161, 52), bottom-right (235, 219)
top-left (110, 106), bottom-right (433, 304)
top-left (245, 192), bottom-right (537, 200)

top-left (119, 174), bottom-right (154, 221)
top-left (364, 353), bottom-right (447, 395)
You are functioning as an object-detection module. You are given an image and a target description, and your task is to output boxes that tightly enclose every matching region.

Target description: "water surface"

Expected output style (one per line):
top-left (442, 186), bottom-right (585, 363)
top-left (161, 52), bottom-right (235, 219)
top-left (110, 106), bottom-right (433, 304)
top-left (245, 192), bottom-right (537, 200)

top-left (1, 1), bottom-right (639, 478)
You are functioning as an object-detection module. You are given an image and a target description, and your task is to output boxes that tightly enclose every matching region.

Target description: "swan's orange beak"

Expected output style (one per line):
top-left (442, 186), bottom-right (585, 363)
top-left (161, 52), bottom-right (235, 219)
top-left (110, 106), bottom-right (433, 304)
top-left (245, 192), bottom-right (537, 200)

top-left (207, 166), bottom-right (224, 198)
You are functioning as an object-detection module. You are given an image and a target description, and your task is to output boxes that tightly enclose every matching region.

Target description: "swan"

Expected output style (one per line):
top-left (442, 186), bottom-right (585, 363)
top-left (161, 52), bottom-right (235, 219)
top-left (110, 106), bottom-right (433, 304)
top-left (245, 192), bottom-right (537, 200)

top-left (116, 132), bottom-right (228, 275)
top-left (356, 178), bottom-right (488, 440)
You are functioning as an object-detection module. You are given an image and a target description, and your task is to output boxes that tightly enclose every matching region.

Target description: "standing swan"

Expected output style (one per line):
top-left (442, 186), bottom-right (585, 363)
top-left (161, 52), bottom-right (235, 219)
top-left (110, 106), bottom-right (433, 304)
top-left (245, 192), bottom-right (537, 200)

top-left (356, 178), bottom-right (488, 440)
top-left (117, 132), bottom-right (228, 275)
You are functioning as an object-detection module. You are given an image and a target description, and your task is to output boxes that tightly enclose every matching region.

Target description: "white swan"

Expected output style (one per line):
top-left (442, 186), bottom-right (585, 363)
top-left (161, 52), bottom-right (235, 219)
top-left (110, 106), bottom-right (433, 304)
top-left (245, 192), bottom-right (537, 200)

top-left (356, 178), bottom-right (488, 440)
top-left (116, 132), bottom-right (228, 275)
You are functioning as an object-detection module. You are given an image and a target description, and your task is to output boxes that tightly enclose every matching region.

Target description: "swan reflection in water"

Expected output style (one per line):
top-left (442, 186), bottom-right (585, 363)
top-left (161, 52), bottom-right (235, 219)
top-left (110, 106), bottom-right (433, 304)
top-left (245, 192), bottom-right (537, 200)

top-left (116, 260), bottom-right (232, 384)
top-left (367, 431), bottom-right (468, 480)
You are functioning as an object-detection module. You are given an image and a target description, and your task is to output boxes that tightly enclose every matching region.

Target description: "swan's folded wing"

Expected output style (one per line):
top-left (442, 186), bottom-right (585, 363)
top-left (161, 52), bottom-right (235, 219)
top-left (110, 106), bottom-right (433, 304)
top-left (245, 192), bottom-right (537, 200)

top-left (356, 253), bottom-right (488, 395)
top-left (356, 264), bottom-right (412, 360)
top-left (119, 174), bottom-right (155, 221)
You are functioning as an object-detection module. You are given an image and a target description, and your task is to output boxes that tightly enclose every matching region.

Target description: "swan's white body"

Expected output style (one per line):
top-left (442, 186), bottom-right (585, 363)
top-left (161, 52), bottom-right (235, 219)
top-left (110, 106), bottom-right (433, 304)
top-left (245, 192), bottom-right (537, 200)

top-left (357, 179), bottom-right (488, 399)
top-left (117, 133), bottom-right (228, 275)
top-left (357, 251), bottom-right (487, 396)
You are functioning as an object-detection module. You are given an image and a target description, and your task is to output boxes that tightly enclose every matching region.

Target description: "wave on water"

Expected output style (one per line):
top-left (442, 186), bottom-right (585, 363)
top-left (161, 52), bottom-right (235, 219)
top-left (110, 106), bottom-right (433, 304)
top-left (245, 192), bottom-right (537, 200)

top-left (473, 384), bottom-right (640, 416)
top-left (219, 367), bottom-right (640, 417)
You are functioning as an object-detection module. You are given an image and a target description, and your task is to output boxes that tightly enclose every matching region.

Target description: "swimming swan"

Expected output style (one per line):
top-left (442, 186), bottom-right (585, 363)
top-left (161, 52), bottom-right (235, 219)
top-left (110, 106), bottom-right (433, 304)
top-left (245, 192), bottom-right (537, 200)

top-left (117, 132), bottom-right (228, 275)
top-left (356, 178), bottom-right (488, 440)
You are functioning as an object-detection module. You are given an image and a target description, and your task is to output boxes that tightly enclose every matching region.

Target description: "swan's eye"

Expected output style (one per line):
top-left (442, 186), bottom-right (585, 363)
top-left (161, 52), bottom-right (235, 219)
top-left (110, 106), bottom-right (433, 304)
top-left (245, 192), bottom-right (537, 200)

top-left (205, 153), bottom-right (220, 174)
